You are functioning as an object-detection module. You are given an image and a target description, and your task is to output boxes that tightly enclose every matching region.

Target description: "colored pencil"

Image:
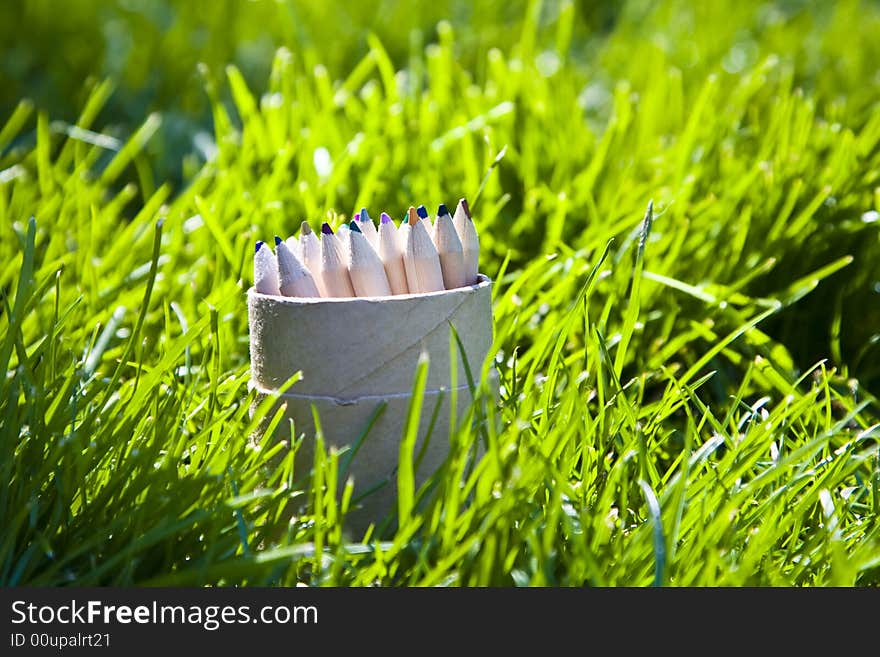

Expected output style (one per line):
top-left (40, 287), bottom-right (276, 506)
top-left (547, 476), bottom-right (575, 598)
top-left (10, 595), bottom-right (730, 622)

top-left (358, 207), bottom-right (380, 250)
top-left (299, 221), bottom-right (325, 296)
top-left (285, 234), bottom-right (303, 262)
top-left (416, 204), bottom-right (433, 240)
top-left (348, 221), bottom-right (391, 297)
top-left (404, 206), bottom-right (445, 293)
top-left (453, 197), bottom-right (480, 284)
top-left (378, 212), bottom-right (409, 295)
top-left (253, 240), bottom-right (281, 295)
top-left (397, 210), bottom-right (411, 253)
top-left (336, 222), bottom-right (351, 265)
top-left (275, 236), bottom-right (320, 297)
top-left (433, 203), bottom-right (467, 289)
top-left (320, 223), bottom-right (356, 297)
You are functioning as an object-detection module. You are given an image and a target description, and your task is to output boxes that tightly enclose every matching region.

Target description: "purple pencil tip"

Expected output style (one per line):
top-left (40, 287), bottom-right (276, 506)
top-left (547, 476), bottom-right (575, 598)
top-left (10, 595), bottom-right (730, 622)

top-left (349, 220), bottom-right (362, 233)
top-left (321, 222), bottom-right (333, 235)
top-left (380, 212), bottom-right (392, 224)
top-left (438, 203), bottom-right (449, 217)
top-left (416, 205), bottom-right (428, 219)
top-left (255, 241), bottom-right (264, 253)
top-left (352, 211), bottom-right (360, 222)
top-left (274, 235), bottom-right (282, 245)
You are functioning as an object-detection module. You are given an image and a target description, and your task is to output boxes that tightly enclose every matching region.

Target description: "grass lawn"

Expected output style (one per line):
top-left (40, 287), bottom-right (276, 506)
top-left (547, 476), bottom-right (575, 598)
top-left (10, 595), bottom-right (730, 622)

top-left (2, 0), bottom-right (879, 586)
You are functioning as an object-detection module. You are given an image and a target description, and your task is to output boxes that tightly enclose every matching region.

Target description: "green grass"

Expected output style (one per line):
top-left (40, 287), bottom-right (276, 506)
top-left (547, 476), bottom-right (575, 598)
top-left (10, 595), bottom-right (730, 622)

top-left (2, 0), bottom-right (880, 586)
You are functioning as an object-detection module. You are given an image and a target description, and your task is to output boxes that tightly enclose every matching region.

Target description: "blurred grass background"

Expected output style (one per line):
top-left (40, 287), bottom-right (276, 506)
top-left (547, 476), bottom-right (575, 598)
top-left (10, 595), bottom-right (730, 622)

top-left (6, 1), bottom-right (879, 181)
top-left (2, 0), bottom-right (880, 585)
top-left (3, 0), bottom-right (610, 182)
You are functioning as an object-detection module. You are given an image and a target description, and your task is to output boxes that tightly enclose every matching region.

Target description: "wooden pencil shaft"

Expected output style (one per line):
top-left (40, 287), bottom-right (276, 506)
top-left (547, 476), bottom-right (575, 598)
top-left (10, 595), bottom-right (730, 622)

top-left (378, 218), bottom-right (409, 295)
top-left (358, 211), bottom-right (379, 249)
top-left (254, 243), bottom-right (281, 295)
top-left (300, 230), bottom-right (325, 296)
top-left (321, 232), bottom-right (356, 297)
top-left (453, 201), bottom-right (480, 285)
top-left (404, 218), bottom-right (445, 293)
top-left (285, 235), bottom-right (303, 261)
top-left (434, 213), bottom-right (467, 289)
top-left (349, 230), bottom-right (391, 297)
top-left (422, 217), bottom-right (434, 241)
top-left (276, 240), bottom-right (320, 297)
top-left (336, 225), bottom-right (351, 266)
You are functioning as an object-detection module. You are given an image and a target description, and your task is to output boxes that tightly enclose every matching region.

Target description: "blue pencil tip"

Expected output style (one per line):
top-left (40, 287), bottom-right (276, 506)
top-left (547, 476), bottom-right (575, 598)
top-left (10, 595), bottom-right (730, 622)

top-left (349, 220), bottom-right (362, 233)
top-left (380, 212), bottom-right (392, 224)
top-left (321, 222), bottom-right (333, 235)
top-left (438, 203), bottom-right (449, 217)
top-left (255, 241), bottom-right (264, 253)
top-left (360, 208), bottom-right (370, 222)
top-left (274, 235), bottom-right (282, 245)
top-left (416, 205), bottom-right (428, 219)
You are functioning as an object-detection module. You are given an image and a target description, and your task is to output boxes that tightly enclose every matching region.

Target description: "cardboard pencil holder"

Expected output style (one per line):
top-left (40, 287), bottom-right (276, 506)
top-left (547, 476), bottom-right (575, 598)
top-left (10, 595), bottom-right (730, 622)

top-left (247, 275), bottom-right (493, 532)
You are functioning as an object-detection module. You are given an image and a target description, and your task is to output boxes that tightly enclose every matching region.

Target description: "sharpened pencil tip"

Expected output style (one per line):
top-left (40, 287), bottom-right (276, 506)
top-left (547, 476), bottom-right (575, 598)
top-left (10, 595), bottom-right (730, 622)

top-left (458, 198), bottom-right (471, 219)
top-left (360, 208), bottom-right (370, 222)
top-left (380, 212), bottom-right (392, 224)
top-left (274, 235), bottom-right (282, 246)
top-left (255, 240), bottom-right (264, 253)
top-left (349, 220), bottom-right (361, 233)
top-left (416, 205), bottom-right (428, 219)
top-left (408, 207), bottom-right (418, 223)
top-left (321, 222), bottom-right (333, 235)
top-left (438, 203), bottom-right (449, 217)
top-left (301, 221), bottom-right (313, 235)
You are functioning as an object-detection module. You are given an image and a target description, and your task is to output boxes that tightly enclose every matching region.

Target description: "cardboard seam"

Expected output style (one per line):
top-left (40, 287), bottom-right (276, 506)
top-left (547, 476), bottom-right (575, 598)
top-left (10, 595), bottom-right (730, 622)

top-left (249, 381), bottom-right (472, 405)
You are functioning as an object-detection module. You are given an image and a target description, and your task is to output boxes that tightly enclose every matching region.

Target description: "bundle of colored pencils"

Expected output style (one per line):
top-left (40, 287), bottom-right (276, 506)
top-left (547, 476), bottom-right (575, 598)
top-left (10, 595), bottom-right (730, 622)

top-left (253, 198), bottom-right (480, 298)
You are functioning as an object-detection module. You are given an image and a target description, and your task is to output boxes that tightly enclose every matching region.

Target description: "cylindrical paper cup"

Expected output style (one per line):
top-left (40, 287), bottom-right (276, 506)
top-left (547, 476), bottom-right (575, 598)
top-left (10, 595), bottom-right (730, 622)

top-left (248, 275), bottom-right (493, 531)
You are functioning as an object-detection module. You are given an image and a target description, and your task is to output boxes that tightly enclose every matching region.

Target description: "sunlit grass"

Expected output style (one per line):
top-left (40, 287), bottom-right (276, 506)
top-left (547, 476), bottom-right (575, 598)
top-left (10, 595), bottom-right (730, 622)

top-left (1, 0), bottom-right (879, 586)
